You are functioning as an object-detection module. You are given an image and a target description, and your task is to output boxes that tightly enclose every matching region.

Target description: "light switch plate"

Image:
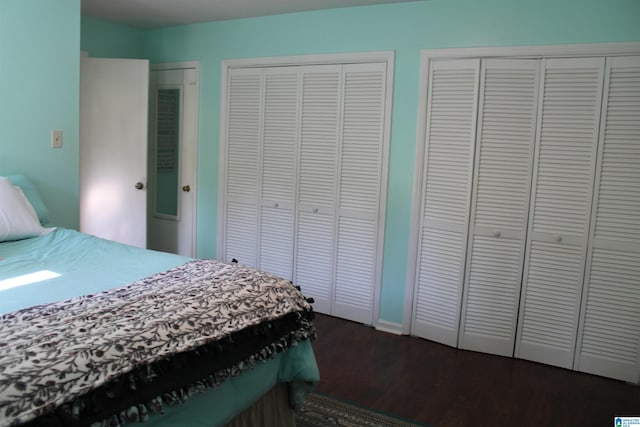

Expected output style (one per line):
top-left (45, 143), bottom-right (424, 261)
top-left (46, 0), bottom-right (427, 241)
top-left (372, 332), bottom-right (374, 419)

top-left (51, 130), bottom-right (62, 148)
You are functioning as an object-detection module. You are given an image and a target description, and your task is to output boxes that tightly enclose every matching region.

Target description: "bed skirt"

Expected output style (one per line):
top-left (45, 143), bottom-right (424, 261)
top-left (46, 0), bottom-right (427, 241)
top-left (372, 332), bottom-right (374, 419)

top-left (225, 383), bottom-right (296, 427)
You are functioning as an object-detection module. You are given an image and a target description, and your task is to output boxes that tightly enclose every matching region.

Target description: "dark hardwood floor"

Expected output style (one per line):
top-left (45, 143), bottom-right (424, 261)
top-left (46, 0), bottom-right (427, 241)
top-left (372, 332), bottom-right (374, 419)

top-left (311, 313), bottom-right (640, 427)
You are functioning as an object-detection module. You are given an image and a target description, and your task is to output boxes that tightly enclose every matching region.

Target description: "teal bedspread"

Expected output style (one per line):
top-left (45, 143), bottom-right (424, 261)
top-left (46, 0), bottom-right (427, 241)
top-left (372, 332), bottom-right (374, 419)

top-left (0, 229), bottom-right (319, 426)
top-left (0, 228), bottom-right (189, 315)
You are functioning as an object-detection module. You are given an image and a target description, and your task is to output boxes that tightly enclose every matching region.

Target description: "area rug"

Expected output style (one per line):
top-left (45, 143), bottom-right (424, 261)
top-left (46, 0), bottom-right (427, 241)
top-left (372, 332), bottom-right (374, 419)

top-left (296, 392), bottom-right (430, 427)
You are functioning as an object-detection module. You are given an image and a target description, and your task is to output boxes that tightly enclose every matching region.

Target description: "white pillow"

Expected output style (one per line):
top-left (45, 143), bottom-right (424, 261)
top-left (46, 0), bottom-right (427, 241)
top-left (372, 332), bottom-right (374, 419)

top-left (0, 177), bottom-right (54, 242)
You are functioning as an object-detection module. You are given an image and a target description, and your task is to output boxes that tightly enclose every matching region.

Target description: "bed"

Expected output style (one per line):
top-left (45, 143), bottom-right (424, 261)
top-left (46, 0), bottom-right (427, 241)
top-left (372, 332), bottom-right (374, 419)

top-left (0, 175), bottom-right (319, 427)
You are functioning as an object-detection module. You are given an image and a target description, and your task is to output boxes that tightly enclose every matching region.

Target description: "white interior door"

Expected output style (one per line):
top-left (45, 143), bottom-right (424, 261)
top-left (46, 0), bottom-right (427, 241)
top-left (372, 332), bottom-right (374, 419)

top-left (147, 66), bottom-right (199, 257)
top-left (218, 55), bottom-right (392, 327)
top-left (221, 68), bottom-right (263, 267)
top-left (411, 59), bottom-right (480, 347)
top-left (515, 57), bottom-right (605, 369)
top-left (293, 64), bottom-right (342, 315)
top-left (458, 59), bottom-right (540, 357)
top-left (575, 56), bottom-right (640, 383)
top-left (258, 67), bottom-right (299, 280)
top-left (333, 62), bottom-right (388, 325)
top-left (80, 57), bottom-right (149, 248)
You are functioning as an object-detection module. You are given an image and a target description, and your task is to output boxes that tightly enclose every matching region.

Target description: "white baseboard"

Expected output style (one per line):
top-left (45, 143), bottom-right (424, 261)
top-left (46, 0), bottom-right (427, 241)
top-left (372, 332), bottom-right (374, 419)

top-left (375, 319), bottom-right (406, 335)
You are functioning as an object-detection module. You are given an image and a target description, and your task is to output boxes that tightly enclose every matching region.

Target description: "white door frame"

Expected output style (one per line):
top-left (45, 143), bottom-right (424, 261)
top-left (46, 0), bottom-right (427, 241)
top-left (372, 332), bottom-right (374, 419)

top-left (149, 61), bottom-right (200, 257)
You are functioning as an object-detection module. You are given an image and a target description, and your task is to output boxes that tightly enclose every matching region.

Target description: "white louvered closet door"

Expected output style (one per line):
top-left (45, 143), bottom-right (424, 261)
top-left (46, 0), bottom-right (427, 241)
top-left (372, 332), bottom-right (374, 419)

top-left (333, 62), bottom-right (387, 324)
top-left (412, 59), bottom-right (480, 346)
top-left (515, 57), bottom-right (605, 369)
top-left (458, 59), bottom-right (540, 357)
top-left (223, 68), bottom-right (263, 267)
top-left (575, 56), bottom-right (640, 383)
top-left (258, 68), bottom-right (300, 280)
top-left (294, 65), bottom-right (342, 314)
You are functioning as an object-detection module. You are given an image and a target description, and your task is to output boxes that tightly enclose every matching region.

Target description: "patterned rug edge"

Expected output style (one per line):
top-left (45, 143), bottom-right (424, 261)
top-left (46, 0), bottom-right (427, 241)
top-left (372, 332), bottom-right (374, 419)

top-left (297, 391), bottom-right (432, 427)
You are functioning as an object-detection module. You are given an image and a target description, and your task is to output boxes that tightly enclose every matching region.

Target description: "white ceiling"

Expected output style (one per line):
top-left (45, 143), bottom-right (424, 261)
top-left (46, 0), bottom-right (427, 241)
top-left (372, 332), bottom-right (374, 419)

top-left (81, 0), bottom-right (420, 29)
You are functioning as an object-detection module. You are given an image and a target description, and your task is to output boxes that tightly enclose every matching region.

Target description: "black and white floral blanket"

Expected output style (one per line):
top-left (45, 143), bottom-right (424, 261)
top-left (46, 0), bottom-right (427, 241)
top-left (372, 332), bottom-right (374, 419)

top-left (0, 259), bottom-right (314, 426)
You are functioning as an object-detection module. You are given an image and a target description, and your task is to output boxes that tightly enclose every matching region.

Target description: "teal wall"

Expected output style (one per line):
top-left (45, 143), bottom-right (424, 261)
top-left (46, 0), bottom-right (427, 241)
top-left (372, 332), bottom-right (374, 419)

top-left (81, 17), bottom-right (144, 58)
top-left (7, 0), bottom-right (639, 325)
top-left (0, 0), bottom-right (80, 229)
top-left (140, 0), bottom-right (640, 326)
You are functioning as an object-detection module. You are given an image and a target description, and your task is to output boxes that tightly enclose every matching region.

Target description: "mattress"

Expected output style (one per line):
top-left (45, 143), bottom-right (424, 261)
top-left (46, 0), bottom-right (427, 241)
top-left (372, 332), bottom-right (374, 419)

top-left (0, 229), bottom-right (319, 426)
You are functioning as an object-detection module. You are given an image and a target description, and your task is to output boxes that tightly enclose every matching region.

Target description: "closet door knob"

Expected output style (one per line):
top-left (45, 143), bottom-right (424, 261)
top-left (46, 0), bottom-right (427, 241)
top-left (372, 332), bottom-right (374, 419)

top-left (182, 185), bottom-right (191, 192)
top-left (135, 182), bottom-right (144, 190)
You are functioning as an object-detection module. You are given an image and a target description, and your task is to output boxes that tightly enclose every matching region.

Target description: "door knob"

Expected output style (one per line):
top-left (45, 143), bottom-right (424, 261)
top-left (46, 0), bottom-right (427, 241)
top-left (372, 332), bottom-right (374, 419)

top-left (135, 182), bottom-right (144, 190)
top-left (182, 185), bottom-right (191, 192)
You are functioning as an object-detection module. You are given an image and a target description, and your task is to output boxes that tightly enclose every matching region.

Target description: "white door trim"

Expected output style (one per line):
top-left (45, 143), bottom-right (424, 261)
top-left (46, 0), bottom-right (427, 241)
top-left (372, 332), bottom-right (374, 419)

top-left (151, 61), bottom-right (200, 71)
top-left (221, 51), bottom-right (394, 69)
top-left (150, 61), bottom-right (200, 257)
top-left (420, 41), bottom-right (640, 62)
top-left (406, 41), bottom-right (640, 335)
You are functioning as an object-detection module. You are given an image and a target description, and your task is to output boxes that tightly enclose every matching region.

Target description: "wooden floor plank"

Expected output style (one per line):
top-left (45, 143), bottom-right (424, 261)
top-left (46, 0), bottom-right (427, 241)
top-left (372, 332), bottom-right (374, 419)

top-left (311, 313), bottom-right (640, 427)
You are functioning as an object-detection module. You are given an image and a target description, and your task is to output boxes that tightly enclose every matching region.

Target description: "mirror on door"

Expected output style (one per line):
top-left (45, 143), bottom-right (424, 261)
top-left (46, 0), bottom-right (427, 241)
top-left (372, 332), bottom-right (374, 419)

top-left (154, 87), bottom-right (181, 220)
